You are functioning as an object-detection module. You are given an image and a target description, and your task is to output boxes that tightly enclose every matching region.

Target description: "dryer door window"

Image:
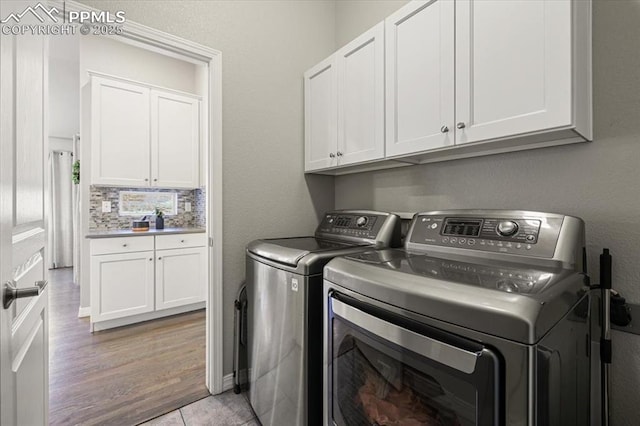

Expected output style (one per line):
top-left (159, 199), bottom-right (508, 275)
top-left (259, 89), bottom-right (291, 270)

top-left (328, 294), bottom-right (502, 426)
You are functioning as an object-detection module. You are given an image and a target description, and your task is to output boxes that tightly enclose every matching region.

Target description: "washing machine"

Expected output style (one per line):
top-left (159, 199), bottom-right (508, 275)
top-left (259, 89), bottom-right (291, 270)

top-left (323, 210), bottom-right (592, 426)
top-left (246, 210), bottom-right (402, 426)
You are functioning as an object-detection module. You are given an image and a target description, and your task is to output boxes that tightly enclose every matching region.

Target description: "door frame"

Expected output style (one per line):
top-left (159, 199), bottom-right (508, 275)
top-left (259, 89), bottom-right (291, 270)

top-left (58, 0), bottom-right (224, 394)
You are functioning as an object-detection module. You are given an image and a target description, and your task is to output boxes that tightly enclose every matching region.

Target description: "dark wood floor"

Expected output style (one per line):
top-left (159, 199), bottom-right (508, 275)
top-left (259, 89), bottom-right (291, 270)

top-left (49, 268), bottom-right (209, 426)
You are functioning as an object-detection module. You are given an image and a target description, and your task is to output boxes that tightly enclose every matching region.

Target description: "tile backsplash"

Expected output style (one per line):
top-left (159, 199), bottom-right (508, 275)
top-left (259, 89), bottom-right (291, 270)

top-left (89, 186), bottom-right (206, 230)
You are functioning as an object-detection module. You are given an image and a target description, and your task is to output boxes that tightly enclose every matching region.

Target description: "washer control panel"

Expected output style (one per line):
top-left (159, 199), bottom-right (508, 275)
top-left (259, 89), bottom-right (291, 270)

top-left (317, 213), bottom-right (380, 240)
top-left (409, 212), bottom-right (565, 259)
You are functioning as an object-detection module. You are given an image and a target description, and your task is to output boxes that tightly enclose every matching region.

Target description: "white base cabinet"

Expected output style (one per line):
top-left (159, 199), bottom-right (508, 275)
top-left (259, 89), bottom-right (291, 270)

top-left (156, 246), bottom-right (206, 311)
top-left (89, 234), bottom-right (206, 330)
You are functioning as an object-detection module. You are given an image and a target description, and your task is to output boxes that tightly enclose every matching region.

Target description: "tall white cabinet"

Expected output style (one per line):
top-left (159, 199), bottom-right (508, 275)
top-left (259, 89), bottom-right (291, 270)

top-left (90, 73), bottom-right (201, 189)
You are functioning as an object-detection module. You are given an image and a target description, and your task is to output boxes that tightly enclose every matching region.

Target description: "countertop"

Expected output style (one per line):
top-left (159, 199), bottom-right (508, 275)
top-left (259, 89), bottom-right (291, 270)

top-left (86, 227), bottom-right (205, 239)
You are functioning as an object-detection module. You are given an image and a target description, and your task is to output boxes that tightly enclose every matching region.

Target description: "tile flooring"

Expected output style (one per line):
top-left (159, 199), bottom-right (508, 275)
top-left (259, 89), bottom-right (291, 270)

top-left (140, 391), bottom-right (258, 426)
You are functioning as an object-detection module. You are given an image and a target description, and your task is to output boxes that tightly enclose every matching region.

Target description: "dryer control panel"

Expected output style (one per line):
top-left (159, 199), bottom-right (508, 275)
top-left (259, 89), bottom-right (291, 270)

top-left (406, 210), bottom-right (585, 270)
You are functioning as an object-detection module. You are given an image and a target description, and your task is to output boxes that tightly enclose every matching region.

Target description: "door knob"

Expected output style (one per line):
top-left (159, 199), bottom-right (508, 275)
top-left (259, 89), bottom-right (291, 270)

top-left (336, 151), bottom-right (343, 157)
top-left (456, 122), bottom-right (466, 129)
top-left (3, 280), bottom-right (47, 309)
top-left (329, 153), bottom-right (335, 159)
top-left (440, 125), bottom-right (449, 133)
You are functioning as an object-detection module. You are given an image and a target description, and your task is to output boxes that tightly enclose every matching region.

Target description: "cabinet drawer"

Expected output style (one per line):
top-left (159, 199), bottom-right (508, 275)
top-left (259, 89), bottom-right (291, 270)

top-left (156, 233), bottom-right (207, 250)
top-left (91, 236), bottom-right (155, 255)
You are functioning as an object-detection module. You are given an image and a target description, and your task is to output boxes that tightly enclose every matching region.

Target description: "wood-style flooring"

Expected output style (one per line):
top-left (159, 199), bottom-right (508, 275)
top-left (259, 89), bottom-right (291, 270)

top-left (49, 268), bottom-right (209, 426)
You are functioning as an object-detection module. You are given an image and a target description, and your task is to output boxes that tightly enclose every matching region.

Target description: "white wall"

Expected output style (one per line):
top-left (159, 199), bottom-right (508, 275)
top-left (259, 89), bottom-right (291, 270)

top-left (79, 34), bottom-right (199, 93)
top-left (333, 0), bottom-right (640, 424)
top-left (78, 0), bottom-right (337, 375)
top-left (49, 33), bottom-right (80, 146)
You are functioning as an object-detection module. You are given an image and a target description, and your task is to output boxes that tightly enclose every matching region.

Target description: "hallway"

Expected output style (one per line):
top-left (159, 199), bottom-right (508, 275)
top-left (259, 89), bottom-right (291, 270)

top-left (48, 268), bottom-right (208, 425)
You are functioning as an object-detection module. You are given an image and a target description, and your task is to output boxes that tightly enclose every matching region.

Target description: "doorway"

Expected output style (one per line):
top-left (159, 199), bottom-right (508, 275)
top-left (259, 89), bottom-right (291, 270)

top-left (46, 2), bottom-right (223, 424)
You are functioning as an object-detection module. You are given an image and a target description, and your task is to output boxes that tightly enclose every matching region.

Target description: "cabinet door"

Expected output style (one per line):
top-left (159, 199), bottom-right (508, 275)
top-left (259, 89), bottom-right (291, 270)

top-left (455, 0), bottom-right (572, 144)
top-left (304, 55), bottom-right (338, 171)
top-left (90, 251), bottom-right (155, 322)
top-left (151, 91), bottom-right (200, 188)
top-left (385, 0), bottom-right (454, 157)
top-left (155, 247), bottom-right (206, 310)
top-left (337, 22), bottom-right (385, 165)
top-left (91, 78), bottom-right (150, 186)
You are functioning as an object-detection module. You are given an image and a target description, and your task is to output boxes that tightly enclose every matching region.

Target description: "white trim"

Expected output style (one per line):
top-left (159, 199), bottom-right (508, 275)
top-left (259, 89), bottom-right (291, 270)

top-left (77, 306), bottom-right (90, 318)
top-left (222, 373), bottom-right (234, 392)
top-left (91, 303), bottom-right (205, 332)
top-left (59, 0), bottom-right (224, 396)
top-left (86, 70), bottom-right (202, 100)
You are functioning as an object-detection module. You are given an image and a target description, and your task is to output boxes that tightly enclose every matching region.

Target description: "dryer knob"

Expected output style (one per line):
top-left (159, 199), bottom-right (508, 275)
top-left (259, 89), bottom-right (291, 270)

top-left (356, 216), bottom-right (368, 227)
top-left (497, 221), bottom-right (519, 237)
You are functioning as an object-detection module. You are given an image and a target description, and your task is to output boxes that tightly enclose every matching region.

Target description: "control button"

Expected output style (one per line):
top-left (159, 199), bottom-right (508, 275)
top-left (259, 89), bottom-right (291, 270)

top-left (526, 244), bottom-right (532, 250)
top-left (516, 244), bottom-right (522, 249)
top-left (356, 216), bottom-right (369, 227)
top-left (479, 240), bottom-right (486, 246)
top-left (328, 218), bottom-right (334, 223)
top-left (487, 241), bottom-right (494, 246)
top-left (450, 237), bottom-right (457, 243)
top-left (496, 220), bottom-right (519, 237)
top-left (459, 238), bottom-right (466, 244)
top-left (430, 223), bottom-right (438, 229)
top-left (442, 237), bottom-right (449, 243)
top-left (497, 242), bottom-right (503, 247)
top-left (506, 242), bottom-right (512, 248)
top-left (525, 234), bottom-right (535, 242)
top-left (468, 239), bottom-right (476, 246)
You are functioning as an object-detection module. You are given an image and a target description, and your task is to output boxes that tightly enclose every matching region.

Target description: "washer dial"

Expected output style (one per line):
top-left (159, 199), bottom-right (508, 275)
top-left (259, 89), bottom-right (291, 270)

top-left (496, 221), bottom-right (519, 237)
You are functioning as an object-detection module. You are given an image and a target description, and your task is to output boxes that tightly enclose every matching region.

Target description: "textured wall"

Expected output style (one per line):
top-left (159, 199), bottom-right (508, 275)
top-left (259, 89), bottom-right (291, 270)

top-left (333, 0), bottom-right (640, 424)
top-left (78, 0), bottom-right (337, 375)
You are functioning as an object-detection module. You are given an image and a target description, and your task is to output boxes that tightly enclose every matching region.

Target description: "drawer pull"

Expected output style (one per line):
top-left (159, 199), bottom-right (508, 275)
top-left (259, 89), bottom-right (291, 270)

top-left (123, 244), bottom-right (128, 247)
top-left (181, 239), bottom-right (185, 243)
top-left (158, 257), bottom-right (162, 260)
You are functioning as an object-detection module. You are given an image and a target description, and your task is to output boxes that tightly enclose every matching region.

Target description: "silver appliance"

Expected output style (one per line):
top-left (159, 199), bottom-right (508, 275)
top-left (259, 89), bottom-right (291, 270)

top-left (323, 210), bottom-right (592, 426)
top-left (247, 210), bottom-right (402, 426)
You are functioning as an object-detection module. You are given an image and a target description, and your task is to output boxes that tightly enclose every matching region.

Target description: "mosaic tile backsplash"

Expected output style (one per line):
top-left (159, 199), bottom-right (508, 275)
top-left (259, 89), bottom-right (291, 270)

top-left (89, 186), bottom-right (206, 230)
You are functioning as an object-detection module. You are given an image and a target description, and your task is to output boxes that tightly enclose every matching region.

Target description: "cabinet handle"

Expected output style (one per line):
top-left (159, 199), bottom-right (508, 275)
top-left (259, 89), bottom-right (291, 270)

top-left (149, 258), bottom-right (153, 261)
top-left (158, 257), bottom-right (162, 260)
top-left (456, 122), bottom-right (466, 129)
top-left (336, 151), bottom-right (343, 157)
top-left (181, 239), bottom-right (185, 243)
top-left (144, 178), bottom-right (149, 182)
top-left (440, 125), bottom-right (449, 133)
top-left (153, 178), bottom-right (158, 182)
top-left (123, 244), bottom-right (128, 247)
top-left (329, 153), bottom-right (335, 159)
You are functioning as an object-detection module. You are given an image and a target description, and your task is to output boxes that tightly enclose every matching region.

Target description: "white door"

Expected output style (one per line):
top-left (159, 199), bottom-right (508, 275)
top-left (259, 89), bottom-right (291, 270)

top-left (304, 55), bottom-right (337, 171)
top-left (385, 0), bottom-right (455, 157)
top-left (455, 0), bottom-right (572, 144)
top-left (90, 77), bottom-right (151, 187)
top-left (1, 1), bottom-right (49, 424)
top-left (151, 91), bottom-right (200, 189)
top-left (337, 22), bottom-right (385, 166)
top-left (156, 247), bottom-right (206, 310)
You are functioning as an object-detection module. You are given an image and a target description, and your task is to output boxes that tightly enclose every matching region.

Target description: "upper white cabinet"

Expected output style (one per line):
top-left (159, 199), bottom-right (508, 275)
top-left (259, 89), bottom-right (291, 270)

top-left (385, 0), bottom-right (454, 157)
top-left (151, 91), bottom-right (200, 188)
top-left (91, 77), bottom-right (151, 187)
top-left (90, 73), bottom-right (201, 188)
top-left (337, 22), bottom-right (385, 166)
top-left (454, 0), bottom-right (590, 145)
top-left (304, 56), bottom-right (337, 171)
top-left (304, 23), bottom-right (385, 172)
top-left (306, 0), bottom-right (591, 174)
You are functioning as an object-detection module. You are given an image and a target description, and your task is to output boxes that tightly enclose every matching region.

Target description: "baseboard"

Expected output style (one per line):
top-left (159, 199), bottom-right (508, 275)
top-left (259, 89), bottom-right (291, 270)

top-left (222, 373), bottom-right (234, 392)
top-left (78, 306), bottom-right (91, 318)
